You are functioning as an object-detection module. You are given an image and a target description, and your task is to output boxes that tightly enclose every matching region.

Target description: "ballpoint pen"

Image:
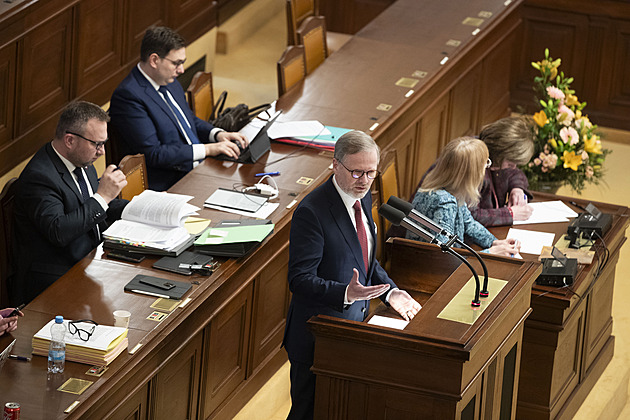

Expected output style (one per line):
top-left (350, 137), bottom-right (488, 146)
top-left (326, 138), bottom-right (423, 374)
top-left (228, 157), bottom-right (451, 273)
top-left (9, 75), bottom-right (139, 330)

top-left (255, 171), bottom-right (280, 177)
top-left (9, 355), bottom-right (31, 362)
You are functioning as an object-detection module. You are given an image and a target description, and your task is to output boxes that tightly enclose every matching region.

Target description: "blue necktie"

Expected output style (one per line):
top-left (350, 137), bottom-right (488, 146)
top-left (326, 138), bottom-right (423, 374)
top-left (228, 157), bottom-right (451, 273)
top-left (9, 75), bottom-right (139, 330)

top-left (158, 86), bottom-right (200, 144)
top-left (73, 167), bottom-right (90, 202)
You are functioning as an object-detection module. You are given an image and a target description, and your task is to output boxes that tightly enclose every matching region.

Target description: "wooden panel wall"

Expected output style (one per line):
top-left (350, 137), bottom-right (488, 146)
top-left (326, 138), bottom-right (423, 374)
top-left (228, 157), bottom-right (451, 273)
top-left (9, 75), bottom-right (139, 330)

top-left (0, 0), bottom-right (218, 179)
top-left (319, 0), bottom-right (396, 34)
top-left (511, 0), bottom-right (630, 132)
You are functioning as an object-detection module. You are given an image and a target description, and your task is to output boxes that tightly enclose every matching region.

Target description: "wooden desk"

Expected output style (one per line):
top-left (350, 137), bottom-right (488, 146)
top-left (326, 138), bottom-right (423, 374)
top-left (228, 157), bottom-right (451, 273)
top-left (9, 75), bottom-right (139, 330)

top-left (310, 241), bottom-right (540, 419)
top-left (0, 144), bottom-right (333, 420)
top-left (487, 194), bottom-right (630, 419)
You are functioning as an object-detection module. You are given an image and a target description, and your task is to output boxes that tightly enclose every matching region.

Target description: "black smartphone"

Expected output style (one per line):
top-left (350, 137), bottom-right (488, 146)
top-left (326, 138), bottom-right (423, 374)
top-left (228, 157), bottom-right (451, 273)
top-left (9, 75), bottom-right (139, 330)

top-left (108, 251), bottom-right (145, 263)
top-left (8, 303), bottom-right (25, 317)
top-left (138, 276), bottom-right (176, 290)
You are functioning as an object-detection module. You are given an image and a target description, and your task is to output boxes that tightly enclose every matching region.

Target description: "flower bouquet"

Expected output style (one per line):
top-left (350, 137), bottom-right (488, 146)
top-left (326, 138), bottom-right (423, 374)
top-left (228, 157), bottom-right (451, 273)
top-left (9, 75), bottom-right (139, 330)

top-left (523, 49), bottom-right (610, 193)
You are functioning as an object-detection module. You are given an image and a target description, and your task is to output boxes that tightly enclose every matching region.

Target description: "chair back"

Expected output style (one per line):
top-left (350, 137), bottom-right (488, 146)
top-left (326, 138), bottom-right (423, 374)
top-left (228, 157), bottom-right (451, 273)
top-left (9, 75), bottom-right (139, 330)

top-left (0, 178), bottom-right (18, 307)
top-left (297, 15), bottom-right (328, 74)
top-left (277, 45), bottom-right (306, 96)
top-left (118, 154), bottom-right (148, 201)
top-left (186, 71), bottom-right (214, 121)
top-left (376, 151), bottom-right (400, 231)
top-left (286, 0), bottom-right (317, 45)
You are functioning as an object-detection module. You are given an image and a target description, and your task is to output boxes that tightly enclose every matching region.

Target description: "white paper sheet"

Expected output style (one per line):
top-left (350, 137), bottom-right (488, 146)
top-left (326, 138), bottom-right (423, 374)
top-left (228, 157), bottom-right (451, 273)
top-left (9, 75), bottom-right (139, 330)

top-left (267, 120), bottom-right (330, 139)
top-left (507, 228), bottom-right (556, 255)
top-left (367, 315), bottom-right (409, 330)
top-left (513, 200), bottom-right (577, 225)
top-left (204, 201), bottom-right (279, 219)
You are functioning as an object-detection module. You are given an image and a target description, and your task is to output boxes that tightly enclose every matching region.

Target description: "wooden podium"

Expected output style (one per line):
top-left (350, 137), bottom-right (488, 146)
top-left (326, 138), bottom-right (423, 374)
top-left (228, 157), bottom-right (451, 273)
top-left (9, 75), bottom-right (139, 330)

top-left (308, 240), bottom-right (540, 419)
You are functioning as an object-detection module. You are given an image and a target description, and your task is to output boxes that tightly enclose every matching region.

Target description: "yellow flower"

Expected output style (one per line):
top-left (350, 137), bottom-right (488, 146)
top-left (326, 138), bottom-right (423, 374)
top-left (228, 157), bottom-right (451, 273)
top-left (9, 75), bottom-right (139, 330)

top-left (562, 150), bottom-right (583, 171)
top-left (549, 138), bottom-right (558, 150)
top-left (533, 110), bottom-right (548, 127)
top-left (566, 94), bottom-right (579, 106)
top-left (550, 67), bottom-right (557, 79)
top-left (584, 135), bottom-right (603, 154)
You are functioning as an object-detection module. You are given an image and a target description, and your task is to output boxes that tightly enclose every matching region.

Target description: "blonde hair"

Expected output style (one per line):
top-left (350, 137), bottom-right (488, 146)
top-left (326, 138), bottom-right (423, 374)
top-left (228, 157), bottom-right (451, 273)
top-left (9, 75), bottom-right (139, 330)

top-left (479, 116), bottom-right (535, 166)
top-left (421, 137), bottom-right (489, 206)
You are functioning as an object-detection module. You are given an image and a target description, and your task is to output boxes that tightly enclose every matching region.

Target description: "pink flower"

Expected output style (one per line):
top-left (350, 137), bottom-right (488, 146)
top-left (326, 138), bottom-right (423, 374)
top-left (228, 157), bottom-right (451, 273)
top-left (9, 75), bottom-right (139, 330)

top-left (581, 151), bottom-right (589, 160)
top-left (547, 86), bottom-right (565, 101)
top-left (558, 104), bottom-right (575, 126)
top-left (560, 127), bottom-right (579, 145)
top-left (533, 157), bottom-right (541, 166)
top-left (586, 166), bottom-right (594, 178)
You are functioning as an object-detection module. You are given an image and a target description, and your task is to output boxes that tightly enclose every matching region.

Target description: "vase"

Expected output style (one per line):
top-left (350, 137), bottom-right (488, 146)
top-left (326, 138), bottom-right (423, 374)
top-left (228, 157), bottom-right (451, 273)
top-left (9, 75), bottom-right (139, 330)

top-left (532, 180), bottom-right (564, 195)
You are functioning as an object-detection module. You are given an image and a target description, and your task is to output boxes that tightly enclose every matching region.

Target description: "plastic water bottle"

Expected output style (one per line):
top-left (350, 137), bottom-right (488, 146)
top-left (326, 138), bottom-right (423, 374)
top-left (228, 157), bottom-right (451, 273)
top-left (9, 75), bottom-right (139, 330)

top-left (48, 315), bottom-right (66, 373)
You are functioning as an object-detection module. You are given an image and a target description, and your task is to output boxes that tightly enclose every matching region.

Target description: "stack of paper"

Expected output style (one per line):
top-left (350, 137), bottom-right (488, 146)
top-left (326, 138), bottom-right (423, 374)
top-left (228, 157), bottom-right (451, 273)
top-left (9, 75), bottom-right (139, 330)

top-left (103, 190), bottom-right (198, 256)
top-left (194, 224), bottom-right (274, 257)
top-left (268, 121), bottom-right (352, 151)
top-left (32, 320), bottom-right (128, 366)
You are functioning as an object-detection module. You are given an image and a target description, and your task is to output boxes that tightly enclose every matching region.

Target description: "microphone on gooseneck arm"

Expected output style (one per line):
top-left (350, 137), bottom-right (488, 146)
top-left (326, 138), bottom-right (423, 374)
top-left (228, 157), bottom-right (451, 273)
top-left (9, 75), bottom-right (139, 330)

top-left (387, 196), bottom-right (490, 298)
top-left (379, 203), bottom-right (481, 307)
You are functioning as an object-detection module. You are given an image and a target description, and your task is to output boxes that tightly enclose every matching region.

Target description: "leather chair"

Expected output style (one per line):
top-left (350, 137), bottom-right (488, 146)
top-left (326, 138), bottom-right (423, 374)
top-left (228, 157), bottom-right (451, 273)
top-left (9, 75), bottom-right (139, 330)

top-left (286, 0), bottom-right (350, 53)
top-left (277, 45), bottom-right (306, 96)
top-left (0, 178), bottom-right (18, 307)
top-left (118, 154), bottom-right (148, 201)
top-left (297, 16), bottom-right (328, 74)
top-left (186, 71), bottom-right (214, 121)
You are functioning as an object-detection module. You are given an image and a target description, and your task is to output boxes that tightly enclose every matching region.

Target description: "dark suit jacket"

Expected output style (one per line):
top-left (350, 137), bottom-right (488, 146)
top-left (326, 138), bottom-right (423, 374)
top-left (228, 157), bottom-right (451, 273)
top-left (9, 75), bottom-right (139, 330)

top-left (109, 66), bottom-right (217, 191)
top-left (283, 176), bottom-right (397, 364)
top-left (10, 143), bottom-right (128, 304)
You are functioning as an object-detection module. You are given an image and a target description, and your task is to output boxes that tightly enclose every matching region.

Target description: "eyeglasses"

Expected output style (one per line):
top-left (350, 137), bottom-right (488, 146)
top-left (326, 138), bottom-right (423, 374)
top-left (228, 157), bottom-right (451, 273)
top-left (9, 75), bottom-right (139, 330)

top-left (68, 319), bottom-right (98, 342)
top-left (486, 158), bottom-right (492, 169)
top-left (66, 131), bottom-right (107, 151)
top-left (162, 56), bottom-right (186, 67)
top-left (338, 160), bottom-right (379, 179)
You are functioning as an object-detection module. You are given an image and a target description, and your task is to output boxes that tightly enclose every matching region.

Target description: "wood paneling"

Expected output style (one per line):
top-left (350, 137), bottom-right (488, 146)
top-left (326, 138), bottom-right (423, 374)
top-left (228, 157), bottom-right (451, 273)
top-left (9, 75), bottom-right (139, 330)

top-left (169, 0), bottom-right (218, 42)
top-left (201, 281), bottom-right (253, 417)
top-left (248, 244), bottom-right (290, 376)
top-left (75, 0), bottom-right (123, 96)
top-left (152, 333), bottom-right (202, 420)
top-left (319, 0), bottom-right (395, 34)
top-left (512, 0), bottom-right (630, 132)
top-left (106, 382), bottom-right (149, 420)
top-left (0, 43), bottom-right (16, 148)
top-left (123, 0), bottom-right (166, 63)
top-left (17, 10), bottom-right (73, 135)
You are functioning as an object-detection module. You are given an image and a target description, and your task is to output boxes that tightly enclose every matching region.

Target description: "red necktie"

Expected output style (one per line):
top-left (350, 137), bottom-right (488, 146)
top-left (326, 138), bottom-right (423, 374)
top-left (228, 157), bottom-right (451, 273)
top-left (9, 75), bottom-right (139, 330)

top-left (353, 201), bottom-right (369, 272)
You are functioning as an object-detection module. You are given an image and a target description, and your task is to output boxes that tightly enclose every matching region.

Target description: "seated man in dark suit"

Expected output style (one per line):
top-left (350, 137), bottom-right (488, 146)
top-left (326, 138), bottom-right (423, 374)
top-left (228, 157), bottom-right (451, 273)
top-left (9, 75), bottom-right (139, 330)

top-left (283, 130), bottom-right (422, 419)
top-left (11, 101), bottom-right (128, 305)
top-left (109, 26), bottom-right (248, 191)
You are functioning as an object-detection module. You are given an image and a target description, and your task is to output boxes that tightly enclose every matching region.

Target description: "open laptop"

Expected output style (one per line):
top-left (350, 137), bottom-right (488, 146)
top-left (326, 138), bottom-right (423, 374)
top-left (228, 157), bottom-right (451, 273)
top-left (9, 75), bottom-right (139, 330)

top-left (217, 110), bottom-right (282, 164)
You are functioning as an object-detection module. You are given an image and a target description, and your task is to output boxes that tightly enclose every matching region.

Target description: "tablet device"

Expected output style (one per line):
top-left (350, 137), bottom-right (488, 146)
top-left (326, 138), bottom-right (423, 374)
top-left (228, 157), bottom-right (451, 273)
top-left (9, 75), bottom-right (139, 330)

top-left (216, 110), bottom-right (282, 163)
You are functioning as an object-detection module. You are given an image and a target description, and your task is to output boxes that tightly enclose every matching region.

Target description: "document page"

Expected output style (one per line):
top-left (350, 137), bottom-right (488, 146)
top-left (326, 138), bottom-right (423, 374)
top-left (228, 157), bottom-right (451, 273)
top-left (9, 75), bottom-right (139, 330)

top-left (121, 190), bottom-right (198, 228)
top-left (513, 200), bottom-right (578, 225)
top-left (507, 228), bottom-right (556, 255)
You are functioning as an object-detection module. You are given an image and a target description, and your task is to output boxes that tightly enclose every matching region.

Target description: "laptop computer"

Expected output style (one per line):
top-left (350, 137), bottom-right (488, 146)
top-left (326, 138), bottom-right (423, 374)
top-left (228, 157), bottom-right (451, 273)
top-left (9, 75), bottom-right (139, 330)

top-left (217, 110), bottom-right (282, 164)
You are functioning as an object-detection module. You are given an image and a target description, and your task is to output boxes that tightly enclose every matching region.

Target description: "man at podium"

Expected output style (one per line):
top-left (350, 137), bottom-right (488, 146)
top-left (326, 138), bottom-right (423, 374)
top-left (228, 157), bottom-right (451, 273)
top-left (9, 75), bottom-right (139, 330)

top-left (283, 130), bottom-right (421, 419)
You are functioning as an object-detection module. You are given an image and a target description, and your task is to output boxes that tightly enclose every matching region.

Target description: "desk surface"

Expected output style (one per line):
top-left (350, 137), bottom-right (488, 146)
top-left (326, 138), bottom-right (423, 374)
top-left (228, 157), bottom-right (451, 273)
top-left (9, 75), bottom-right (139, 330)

top-left (0, 142), bottom-right (334, 419)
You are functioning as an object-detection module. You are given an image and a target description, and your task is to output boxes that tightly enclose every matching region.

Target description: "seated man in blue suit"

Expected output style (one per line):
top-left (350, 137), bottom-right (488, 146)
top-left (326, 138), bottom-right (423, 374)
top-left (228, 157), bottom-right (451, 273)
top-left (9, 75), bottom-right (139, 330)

top-left (11, 101), bottom-right (128, 305)
top-left (283, 130), bottom-right (422, 419)
top-left (109, 26), bottom-right (248, 191)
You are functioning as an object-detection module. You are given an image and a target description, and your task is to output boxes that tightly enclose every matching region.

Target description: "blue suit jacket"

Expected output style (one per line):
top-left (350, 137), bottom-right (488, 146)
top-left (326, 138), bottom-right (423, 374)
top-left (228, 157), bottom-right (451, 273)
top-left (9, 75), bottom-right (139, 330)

top-left (283, 176), bottom-right (397, 364)
top-left (11, 143), bottom-right (128, 304)
top-left (109, 66), bottom-right (217, 191)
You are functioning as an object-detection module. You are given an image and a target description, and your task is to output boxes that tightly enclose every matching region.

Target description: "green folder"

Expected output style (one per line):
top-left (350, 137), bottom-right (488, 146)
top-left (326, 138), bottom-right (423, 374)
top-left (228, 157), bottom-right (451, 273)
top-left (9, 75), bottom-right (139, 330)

top-left (194, 224), bottom-right (274, 257)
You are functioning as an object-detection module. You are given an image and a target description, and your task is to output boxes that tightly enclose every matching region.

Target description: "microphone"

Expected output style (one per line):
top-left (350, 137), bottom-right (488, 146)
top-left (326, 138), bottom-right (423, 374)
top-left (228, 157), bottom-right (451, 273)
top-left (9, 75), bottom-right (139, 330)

top-left (386, 196), bottom-right (490, 298)
top-left (379, 203), bottom-right (481, 307)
